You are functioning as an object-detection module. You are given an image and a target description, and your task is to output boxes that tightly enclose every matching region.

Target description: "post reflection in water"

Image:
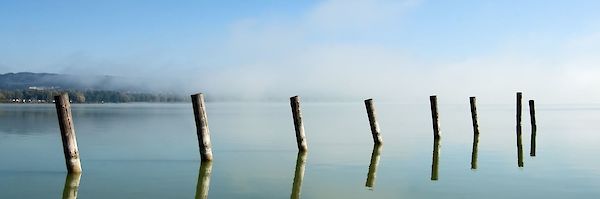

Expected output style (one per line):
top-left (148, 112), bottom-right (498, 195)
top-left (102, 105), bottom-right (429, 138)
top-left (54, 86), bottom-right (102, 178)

top-left (365, 144), bottom-right (383, 189)
top-left (471, 133), bottom-right (479, 170)
top-left (517, 132), bottom-right (524, 167)
top-left (195, 161), bottom-right (213, 199)
top-left (431, 138), bottom-right (441, 181)
top-left (530, 127), bottom-right (537, 157)
top-left (61, 172), bottom-right (82, 199)
top-left (291, 151), bottom-right (307, 199)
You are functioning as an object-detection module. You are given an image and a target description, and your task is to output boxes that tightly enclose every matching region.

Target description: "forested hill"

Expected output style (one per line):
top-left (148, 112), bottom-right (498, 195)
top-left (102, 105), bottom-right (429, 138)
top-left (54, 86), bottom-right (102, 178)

top-left (0, 72), bottom-right (184, 103)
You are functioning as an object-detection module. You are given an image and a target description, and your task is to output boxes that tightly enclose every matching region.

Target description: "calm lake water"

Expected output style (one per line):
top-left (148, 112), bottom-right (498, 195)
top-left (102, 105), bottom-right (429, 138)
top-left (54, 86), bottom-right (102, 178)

top-left (1, 102), bottom-right (600, 198)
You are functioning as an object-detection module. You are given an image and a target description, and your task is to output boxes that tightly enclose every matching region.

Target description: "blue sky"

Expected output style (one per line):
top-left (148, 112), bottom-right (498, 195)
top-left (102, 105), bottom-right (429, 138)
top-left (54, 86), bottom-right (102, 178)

top-left (1, 0), bottom-right (600, 103)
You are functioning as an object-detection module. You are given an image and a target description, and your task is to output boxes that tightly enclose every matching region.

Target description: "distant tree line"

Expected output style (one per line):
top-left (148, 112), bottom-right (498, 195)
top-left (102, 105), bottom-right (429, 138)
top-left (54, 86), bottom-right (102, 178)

top-left (0, 89), bottom-right (185, 103)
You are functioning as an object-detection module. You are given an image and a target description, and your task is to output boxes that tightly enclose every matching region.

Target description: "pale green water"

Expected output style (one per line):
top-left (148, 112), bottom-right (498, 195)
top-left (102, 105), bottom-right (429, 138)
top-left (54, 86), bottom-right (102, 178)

top-left (1, 103), bottom-right (599, 198)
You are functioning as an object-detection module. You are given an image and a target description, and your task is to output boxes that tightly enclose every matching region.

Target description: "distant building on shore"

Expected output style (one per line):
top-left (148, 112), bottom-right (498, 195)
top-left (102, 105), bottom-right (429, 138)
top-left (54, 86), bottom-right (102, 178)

top-left (28, 86), bottom-right (58, 91)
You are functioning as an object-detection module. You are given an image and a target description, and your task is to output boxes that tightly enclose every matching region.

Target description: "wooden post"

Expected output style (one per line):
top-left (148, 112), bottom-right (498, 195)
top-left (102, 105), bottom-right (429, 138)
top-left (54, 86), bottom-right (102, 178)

top-left (469, 97), bottom-right (480, 135)
top-left (529, 100), bottom-right (537, 157)
top-left (195, 161), bottom-right (213, 199)
top-left (366, 144), bottom-right (382, 188)
top-left (191, 93), bottom-right (213, 161)
top-left (516, 92), bottom-right (522, 137)
top-left (430, 95), bottom-right (441, 139)
top-left (61, 172), bottom-right (82, 199)
top-left (54, 93), bottom-right (82, 173)
top-left (431, 138), bottom-right (441, 181)
top-left (291, 151), bottom-right (307, 199)
top-left (516, 92), bottom-right (523, 167)
top-left (290, 96), bottom-right (308, 151)
top-left (469, 97), bottom-right (480, 170)
top-left (364, 99), bottom-right (383, 144)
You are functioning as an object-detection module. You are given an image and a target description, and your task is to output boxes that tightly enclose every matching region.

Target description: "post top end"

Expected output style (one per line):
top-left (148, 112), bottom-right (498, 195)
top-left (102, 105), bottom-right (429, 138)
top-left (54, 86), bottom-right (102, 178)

top-left (54, 93), bottom-right (69, 100)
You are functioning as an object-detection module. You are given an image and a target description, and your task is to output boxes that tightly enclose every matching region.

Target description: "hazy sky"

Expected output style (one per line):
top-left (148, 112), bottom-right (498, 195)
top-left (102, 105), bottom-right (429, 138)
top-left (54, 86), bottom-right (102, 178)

top-left (1, 0), bottom-right (600, 103)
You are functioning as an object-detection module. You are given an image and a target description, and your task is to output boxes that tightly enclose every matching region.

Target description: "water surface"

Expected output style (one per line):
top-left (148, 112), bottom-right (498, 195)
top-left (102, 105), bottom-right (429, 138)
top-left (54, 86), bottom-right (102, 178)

top-left (1, 102), bottom-right (599, 198)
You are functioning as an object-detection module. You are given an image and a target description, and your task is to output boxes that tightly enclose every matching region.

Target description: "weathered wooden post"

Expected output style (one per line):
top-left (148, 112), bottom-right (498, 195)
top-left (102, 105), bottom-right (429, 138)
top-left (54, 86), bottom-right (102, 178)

top-left (469, 97), bottom-right (480, 135)
top-left (366, 144), bottom-right (382, 188)
top-left (516, 92), bottom-right (523, 167)
top-left (195, 161), bottom-right (213, 199)
top-left (469, 97), bottom-right (480, 170)
top-left (430, 95), bottom-right (441, 139)
top-left (290, 96), bottom-right (308, 151)
top-left (291, 151), bottom-right (307, 199)
top-left (61, 172), bottom-right (82, 199)
top-left (54, 93), bottom-right (82, 173)
top-left (516, 92), bottom-right (522, 136)
top-left (364, 99), bottom-right (383, 144)
top-left (191, 93), bottom-right (213, 161)
top-left (529, 100), bottom-right (537, 157)
top-left (431, 138), bottom-right (441, 181)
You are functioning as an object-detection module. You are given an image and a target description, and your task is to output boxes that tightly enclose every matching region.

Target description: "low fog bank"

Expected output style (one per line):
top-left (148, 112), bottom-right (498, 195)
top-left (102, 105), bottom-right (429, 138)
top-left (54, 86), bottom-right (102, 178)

top-left (5, 40), bottom-right (598, 104)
